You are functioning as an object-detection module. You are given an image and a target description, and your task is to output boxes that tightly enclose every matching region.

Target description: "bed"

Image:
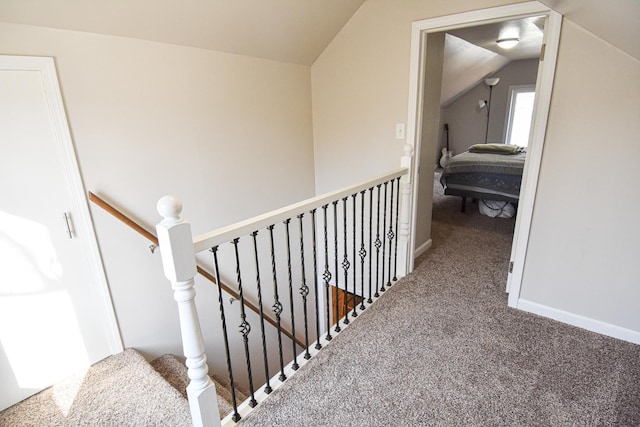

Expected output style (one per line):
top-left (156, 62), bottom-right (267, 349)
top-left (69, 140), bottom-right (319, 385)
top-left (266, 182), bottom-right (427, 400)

top-left (440, 144), bottom-right (526, 212)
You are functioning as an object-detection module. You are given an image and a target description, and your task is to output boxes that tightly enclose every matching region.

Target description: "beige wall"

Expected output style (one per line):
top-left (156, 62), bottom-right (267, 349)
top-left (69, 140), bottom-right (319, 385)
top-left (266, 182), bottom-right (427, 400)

top-left (311, 0), bottom-right (524, 196)
top-left (0, 22), bottom-right (316, 371)
top-left (311, 1), bottom-right (639, 337)
top-left (441, 58), bottom-right (539, 155)
top-left (415, 33), bottom-right (445, 252)
top-left (311, 0), bottom-right (525, 262)
top-left (520, 20), bottom-right (640, 332)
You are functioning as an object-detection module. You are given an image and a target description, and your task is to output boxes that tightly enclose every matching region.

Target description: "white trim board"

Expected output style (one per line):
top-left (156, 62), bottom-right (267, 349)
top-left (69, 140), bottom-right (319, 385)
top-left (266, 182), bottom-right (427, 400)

top-left (517, 299), bottom-right (640, 345)
top-left (414, 239), bottom-right (433, 259)
top-left (506, 9), bottom-right (562, 304)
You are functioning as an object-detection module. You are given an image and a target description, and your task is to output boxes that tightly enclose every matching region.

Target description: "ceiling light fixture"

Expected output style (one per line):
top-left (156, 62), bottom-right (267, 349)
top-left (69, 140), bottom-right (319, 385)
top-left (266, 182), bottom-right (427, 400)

top-left (496, 37), bottom-right (520, 49)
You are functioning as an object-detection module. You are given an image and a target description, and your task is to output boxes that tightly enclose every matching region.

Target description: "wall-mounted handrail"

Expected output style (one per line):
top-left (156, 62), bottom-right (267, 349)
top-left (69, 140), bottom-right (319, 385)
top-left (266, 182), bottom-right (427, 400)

top-left (87, 191), bottom-right (304, 348)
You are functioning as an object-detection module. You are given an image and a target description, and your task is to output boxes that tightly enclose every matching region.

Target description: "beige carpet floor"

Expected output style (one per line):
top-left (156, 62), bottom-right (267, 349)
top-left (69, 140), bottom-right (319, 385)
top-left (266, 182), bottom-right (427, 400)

top-left (0, 348), bottom-right (192, 426)
top-left (151, 353), bottom-right (247, 420)
top-left (237, 171), bottom-right (640, 426)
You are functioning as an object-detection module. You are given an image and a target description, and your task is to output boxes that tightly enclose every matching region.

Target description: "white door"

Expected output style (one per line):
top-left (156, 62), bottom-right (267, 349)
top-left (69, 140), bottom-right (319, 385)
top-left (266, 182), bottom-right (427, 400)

top-left (0, 56), bottom-right (121, 410)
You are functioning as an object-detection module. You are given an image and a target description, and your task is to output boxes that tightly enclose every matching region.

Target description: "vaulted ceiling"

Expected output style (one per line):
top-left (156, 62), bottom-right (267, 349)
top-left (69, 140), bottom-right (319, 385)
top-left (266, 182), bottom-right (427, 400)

top-left (0, 0), bottom-right (365, 65)
top-left (441, 16), bottom-right (545, 106)
top-left (0, 1), bottom-right (637, 65)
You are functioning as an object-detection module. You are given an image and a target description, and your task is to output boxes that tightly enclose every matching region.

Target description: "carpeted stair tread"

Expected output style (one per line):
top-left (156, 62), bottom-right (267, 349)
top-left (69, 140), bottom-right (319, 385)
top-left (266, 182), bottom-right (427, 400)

top-left (0, 348), bottom-right (191, 426)
top-left (151, 353), bottom-right (247, 419)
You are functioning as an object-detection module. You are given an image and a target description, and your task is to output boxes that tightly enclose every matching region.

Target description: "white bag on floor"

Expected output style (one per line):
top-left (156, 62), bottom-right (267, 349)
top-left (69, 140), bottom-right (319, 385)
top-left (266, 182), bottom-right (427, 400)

top-left (479, 199), bottom-right (515, 218)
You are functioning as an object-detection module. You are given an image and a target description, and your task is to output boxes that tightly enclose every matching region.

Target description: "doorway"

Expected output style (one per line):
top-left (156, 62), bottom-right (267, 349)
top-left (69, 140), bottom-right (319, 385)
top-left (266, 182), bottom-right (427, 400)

top-left (0, 56), bottom-right (122, 410)
top-left (406, 3), bottom-right (562, 307)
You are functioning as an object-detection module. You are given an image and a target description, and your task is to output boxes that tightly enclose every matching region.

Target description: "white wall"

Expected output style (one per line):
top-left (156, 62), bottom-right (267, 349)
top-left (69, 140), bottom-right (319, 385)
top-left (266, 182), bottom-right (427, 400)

top-left (0, 22), bottom-right (316, 374)
top-left (311, 2), bottom-right (639, 338)
top-left (519, 20), bottom-right (640, 334)
top-left (440, 58), bottom-right (539, 155)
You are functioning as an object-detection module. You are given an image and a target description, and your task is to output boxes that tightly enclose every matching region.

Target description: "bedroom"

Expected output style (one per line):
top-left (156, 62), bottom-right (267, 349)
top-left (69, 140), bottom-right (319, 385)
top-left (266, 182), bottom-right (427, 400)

top-left (436, 17), bottom-right (544, 217)
top-left (416, 14), bottom-right (544, 289)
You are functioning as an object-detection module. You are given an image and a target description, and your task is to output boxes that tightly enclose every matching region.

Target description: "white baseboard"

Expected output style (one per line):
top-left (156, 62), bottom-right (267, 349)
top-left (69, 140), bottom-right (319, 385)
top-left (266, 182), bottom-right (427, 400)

top-left (414, 239), bottom-right (433, 259)
top-left (517, 299), bottom-right (640, 344)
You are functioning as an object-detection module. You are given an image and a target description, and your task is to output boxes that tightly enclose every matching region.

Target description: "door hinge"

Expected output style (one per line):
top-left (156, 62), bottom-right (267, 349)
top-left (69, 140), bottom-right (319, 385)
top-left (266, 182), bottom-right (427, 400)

top-left (509, 261), bottom-right (514, 273)
top-left (540, 44), bottom-right (546, 61)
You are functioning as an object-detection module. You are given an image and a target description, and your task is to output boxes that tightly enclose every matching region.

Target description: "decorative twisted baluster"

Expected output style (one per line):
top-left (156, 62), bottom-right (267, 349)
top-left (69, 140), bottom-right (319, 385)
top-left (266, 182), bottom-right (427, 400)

top-left (393, 177), bottom-right (401, 281)
top-left (321, 204), bottom-right (332, 341)
top-left (341, 197), bottom-right (350, 325)
top-left (380, 181), bottom-right (388, 293)
top-left (250, 231), bottom-right (272, 395)
top-left (283, 219), bottom-right (299, 371)
top-left (367, 187), bottom-right (374, 304)
top-left (359, 190), bottom-right (367, 310)
top-left (351, 193), bottom-right (358, 318)
top-left (374, 184), bottom-right (382, 298)
top-left (231, 238), bottom-right (257, 407)
top-left (267, 225), bottom-right (287, 382)
top-left (297, 214), bottom-right (311, 359)
top-left (211, 246), bottom-right (241, 422)
top-left (386, 179), bottom-right (395, 288)
top-left (310, 209), bottom-right (322, 350)
top-left (332, 200), bottom-right (341, 333)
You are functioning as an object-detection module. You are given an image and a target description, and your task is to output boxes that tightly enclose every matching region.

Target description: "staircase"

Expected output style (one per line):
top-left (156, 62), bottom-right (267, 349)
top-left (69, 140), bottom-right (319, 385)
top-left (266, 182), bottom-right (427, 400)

top-left (150, 353), bottom-right (248, 420)
top-left (0, 348), bottom-right (239, 426)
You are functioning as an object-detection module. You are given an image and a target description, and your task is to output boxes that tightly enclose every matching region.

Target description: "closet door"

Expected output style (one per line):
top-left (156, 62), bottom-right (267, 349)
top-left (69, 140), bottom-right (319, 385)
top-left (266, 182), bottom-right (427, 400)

top-left (0, 56), bottom-right (119, 410)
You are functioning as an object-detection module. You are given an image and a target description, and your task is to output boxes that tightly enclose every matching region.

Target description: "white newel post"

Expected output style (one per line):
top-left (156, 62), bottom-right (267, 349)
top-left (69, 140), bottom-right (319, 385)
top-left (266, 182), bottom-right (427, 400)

top-left (156, 196), bottom-right (221, 427)
top-left (397, 144), bottom-right (414, 277)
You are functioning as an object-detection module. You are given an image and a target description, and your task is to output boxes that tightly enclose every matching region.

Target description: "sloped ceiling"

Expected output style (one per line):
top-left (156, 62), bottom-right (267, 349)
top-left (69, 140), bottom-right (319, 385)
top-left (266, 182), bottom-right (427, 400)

top-left (539, 0), bottom-right (640, 60)
top-left (0, 0), bottom-right (636, 64)
top-left (0, 0), bottom-right (365, 65)
top-left (441, 35), bottom-right (511, 107)
top-left (441, 16), bottom-right (544, 106)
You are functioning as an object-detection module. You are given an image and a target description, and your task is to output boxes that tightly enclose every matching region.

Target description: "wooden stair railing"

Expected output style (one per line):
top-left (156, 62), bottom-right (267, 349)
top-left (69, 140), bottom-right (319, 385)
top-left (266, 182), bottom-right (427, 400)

top-left (88, 191), bottom-right (304, 348)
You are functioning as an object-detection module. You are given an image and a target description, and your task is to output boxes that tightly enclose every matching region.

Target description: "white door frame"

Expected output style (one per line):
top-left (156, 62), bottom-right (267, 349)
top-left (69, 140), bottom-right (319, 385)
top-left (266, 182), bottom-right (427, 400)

top-left (1, 55), bottom-right (123, 353)
top-left (404, 2), bottom-right (562, 308)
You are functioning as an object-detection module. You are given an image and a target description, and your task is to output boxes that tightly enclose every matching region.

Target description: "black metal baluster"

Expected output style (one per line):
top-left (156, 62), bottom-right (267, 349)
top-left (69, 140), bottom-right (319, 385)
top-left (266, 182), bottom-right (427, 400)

top-left (359, 190), bottom-right (367, 310)
top-left (374, 184), bottom-right (382, 298)
top-left (386, 179), bottom-right (395, 288)
top-left (341, 197), bottom-right (350, 325)
top-left (321, 205), bottom-right (332, 341)
top-left (283, 219), bottom-right (299, 371)
top-left (210, 246), bottom-right (241, 422)
top-left (231, 238), bottom-right (257, 407)
top-left (393, 177), bottom-right (401, 281)
top-left (351, 193), bottom-right (358, 318)
top-left (310, 208), bottom-right (322, 350)
top-left (297, 214), bottom-right (311, 360)
top-left (250, 231), bottom-right (272, 395)
top-left (332, 200), bottom-right (341, 333)
top-left (267, 225), bottom-right (287, 382)
top-left (367, 187), bottom-right (374, 304)
top-left (380, 181), bottom-right (388, 293)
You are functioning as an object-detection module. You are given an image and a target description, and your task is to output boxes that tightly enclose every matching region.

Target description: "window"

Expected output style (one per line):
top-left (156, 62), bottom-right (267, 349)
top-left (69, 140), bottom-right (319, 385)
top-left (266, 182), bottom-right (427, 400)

top-left (504, 85), bottom-right (536, 147)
